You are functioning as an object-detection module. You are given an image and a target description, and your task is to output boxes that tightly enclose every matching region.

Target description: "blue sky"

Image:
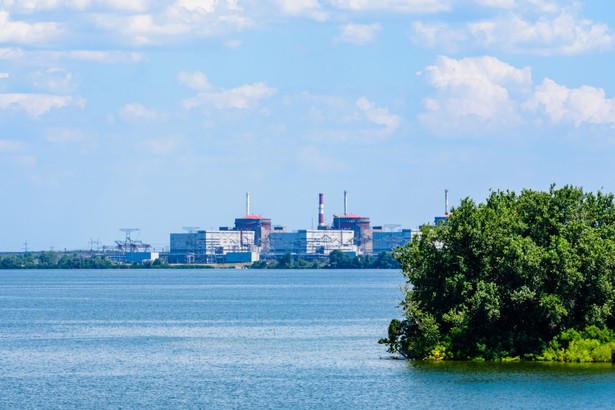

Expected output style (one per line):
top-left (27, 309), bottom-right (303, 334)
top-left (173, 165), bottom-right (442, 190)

top-left (2, 0), bottom-right (615, 251)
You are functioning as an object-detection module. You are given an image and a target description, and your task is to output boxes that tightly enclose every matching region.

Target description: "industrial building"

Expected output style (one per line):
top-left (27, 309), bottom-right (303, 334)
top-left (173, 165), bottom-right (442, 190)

top-left (268, 229), bottom-right (357, 257)
top-left (168, 229), bottom-right (256, 264)
top-left (165, 190), bottom-right (431, 264)
top-left (372, 228), bottom-right (418, 254)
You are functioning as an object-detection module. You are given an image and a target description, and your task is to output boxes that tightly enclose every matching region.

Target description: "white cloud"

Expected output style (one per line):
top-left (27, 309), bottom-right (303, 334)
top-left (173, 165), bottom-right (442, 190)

top-left (472, 0), bottom-right (560, 13)
top-left (92, 0), bottom-right (252, 45)
top-left (33, 68), bottom-right (76, 92)
top-left (180, 72), bottom-right (277, 110)
top-left (177, 71), bottom-right (212, 91)
top-left (94, 13), bottom-right (189, 45)
top-left (274, 0), bottom-right (329, 21)
top-left (473, 0), bottom-right (515, 8)
top-left (0, 93), bottom-right (85, 117)
top-left (63, 50), bottom-right (145, 63)
top-left (419, 55), bottom-right (531, 132)
top-left (118, 102), bottom-right (159, 121)
top-left (0, 0), bottom-right (149, 12)
top-left (412, 10), bottom-right (614, 55)
top-left (0, 10), bottom-right (62, 45)
top-left (327, 0), bottom-right (451, 13)
top-left (525, 79), bottom-right (615, 127)
top-left (469, 12), bottom-right (613, 55)
top-left (356, 97), bottom-right (401, 134)
top-left (97, 0), bottom-right (149, 12)
top-left (0, 48), bottom-right (144, 63)
top-left (0, 139), bottom-right (23, 152)
top-left (336, 23), bottom-right (380, 44)
top-left (0, 0), bottom-right (89, 12)
top-left (419, 55), bottom-right (615, 132)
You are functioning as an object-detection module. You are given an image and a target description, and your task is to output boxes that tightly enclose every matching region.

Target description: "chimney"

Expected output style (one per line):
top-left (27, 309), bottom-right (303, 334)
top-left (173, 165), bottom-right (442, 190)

top-left (344, 190), bottom-right (348, 215)
top-left (445, 189), bottom-right (449, 215)
top-left (246, 192), bottom-right (250, 216)
top-left (318, 193), bottom-right (325, 228)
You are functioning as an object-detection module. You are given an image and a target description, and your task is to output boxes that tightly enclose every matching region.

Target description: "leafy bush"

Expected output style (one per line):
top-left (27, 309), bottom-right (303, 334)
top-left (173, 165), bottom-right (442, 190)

top-left (540, 326), bottom-right (615, 362)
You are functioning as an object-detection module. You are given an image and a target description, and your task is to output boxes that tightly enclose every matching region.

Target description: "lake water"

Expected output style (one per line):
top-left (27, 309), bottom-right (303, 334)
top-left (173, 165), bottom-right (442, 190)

top-left (1, 269), bottom-right (613, 409)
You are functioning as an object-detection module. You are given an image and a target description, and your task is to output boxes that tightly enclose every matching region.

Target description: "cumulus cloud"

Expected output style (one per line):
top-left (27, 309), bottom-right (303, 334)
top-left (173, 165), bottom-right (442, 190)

top-left (0, 48), bottom-right (144, 63)
top-left (0, 93), bottom-right (85, 117)
top-left (327, 0), bottom-right (451, 13)
top-left (0, 10), bottom-right (62, 45)
top-left (525, 79), bottom-right (615, 127)
top-left (419, 55), bottom-right (615, 132)
top-left (92, 0), bottom-right (252, 45)
top-left (274, 0), bottom-right (329, 21)
top-left (336, 23), bottom-right (380, 44)
top-left (118, 102), bottom-right (159, 121)
top-left (0, 0), bottom-right (150, 12)
top-left (62, 50), bottom-right (145, 63)
top-left (473, 0), bottom-right (515, 8)
top-left (418, 55), bottom-right (532, 132)
top-left (33, 68), bottom-right (76, 92)
top-left (177, 71), bottom-right (212, 91)
top-left (412, 10), bottom-right (614, 55)
top-left (179, 71), bottom-right (276, 110)
top-left (356, 97), bottom-right (401, 134)
top-left (0, 0), bottom-right (88, 12)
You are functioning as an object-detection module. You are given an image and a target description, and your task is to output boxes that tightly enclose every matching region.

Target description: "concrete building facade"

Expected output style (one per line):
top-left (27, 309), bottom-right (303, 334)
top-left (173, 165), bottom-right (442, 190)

top-left (268, 229), bottom-right (357, 257)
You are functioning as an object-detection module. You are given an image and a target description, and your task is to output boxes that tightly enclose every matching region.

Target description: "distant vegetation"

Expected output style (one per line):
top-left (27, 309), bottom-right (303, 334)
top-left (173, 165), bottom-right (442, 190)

top-left (380, 185), bottom-right (615, 362)
top-left (0, 249), bottom-right (400, 270)
top-left (249, 250), bottom-right (400, 269)
top-left (0, 252), bottom-right (169, 269)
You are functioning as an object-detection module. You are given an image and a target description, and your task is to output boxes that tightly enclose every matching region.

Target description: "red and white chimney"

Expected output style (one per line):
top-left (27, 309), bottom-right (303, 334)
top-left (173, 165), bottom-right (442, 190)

top-left (318, 193), bottom-right (325, 228)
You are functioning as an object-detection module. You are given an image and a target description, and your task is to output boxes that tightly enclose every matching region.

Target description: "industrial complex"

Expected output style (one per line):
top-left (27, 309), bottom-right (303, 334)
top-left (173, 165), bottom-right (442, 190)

top-left (92, 191), bottom-right (450, 265)
top-left (164, 191), bottom-right (432, 265)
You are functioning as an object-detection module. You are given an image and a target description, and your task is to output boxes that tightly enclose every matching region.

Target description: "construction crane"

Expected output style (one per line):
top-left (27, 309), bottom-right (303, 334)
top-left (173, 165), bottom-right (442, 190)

top-left (115, 228), bottom-right (151, 253)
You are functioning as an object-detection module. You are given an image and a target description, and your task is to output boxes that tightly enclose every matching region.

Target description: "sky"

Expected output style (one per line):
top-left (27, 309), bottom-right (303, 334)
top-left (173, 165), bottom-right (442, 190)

top-left (2, 0), bottom-right (615, 251)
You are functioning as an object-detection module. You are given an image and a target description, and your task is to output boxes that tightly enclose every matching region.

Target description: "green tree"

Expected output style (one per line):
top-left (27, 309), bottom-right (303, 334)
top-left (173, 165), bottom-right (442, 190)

top-left (277, 253), bottom-right (293, 269)
top-left (326, 250), bottom-right (353, 269)
top-left (381, 185), bottom-right (615, 360)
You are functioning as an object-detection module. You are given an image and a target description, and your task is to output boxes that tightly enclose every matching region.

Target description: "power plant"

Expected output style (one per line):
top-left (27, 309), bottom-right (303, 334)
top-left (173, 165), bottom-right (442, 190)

top-left (167, 191), bottom-right (422, 265)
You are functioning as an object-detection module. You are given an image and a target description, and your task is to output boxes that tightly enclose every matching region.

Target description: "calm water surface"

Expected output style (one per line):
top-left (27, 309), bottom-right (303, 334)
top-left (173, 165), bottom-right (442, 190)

top-left (0, 269), bottom-right (613, 409)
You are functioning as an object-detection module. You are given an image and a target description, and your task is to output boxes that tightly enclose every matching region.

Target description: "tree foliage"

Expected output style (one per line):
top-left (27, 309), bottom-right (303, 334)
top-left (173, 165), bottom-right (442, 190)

top-left (381, 185), bottom-right (615, 360)
top-left (250, 250), bottom-right (400, 269)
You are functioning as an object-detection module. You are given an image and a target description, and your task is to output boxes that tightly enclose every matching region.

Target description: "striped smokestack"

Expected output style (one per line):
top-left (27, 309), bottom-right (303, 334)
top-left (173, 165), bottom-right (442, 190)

top-left (318, 193), bottom-right (325, 228)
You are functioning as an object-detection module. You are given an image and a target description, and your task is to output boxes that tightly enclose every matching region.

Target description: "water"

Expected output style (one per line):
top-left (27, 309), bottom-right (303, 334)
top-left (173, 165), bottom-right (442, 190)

top-left (1, 269), bottom-right (613, 409)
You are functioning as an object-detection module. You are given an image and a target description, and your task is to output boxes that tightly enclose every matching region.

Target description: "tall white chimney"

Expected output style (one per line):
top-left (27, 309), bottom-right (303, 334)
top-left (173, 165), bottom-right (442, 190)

top-left (246, 192), bottom-right (250, 216)
top-left (344, 190), bottom-right (348, 215)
